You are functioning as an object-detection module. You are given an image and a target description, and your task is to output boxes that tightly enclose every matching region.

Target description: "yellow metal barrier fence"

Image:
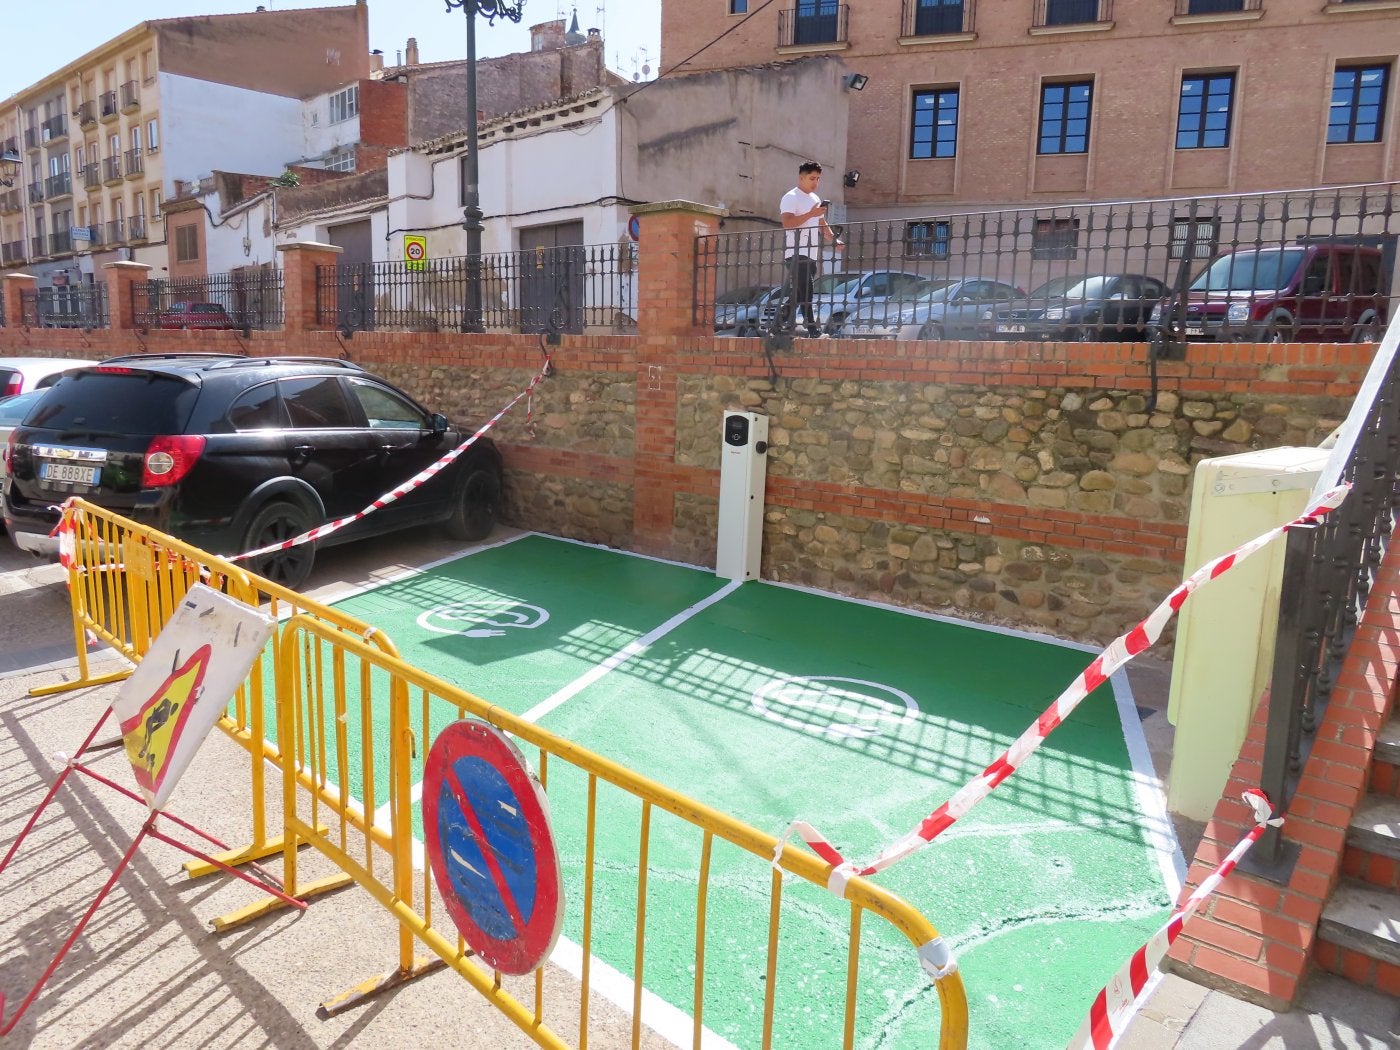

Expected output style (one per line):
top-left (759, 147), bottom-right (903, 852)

top-left (276, 614), bottom-right (970, 1050)
top-left (42, 500), bottom-right (969, 1047)
top-left (41, 498), bottom-right (400, 878)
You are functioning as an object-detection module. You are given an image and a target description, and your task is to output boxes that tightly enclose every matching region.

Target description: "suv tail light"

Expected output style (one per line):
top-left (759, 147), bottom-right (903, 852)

top-left (141, 435), bottom-right (206, 488)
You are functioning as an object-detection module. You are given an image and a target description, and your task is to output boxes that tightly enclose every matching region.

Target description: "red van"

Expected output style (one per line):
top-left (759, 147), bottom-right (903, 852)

top-left (1149, 243), bottom-right (1388, 343)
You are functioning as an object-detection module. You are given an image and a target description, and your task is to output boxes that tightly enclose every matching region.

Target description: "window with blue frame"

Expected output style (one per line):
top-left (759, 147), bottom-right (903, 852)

top-left (728, 0), bottom-right (748, 13)
top-left (1176, 72), bottom-right (1235, 149)
top-left (1038, 81), bottom-right (1092, 155)
top-left (911, 88), bottom-right (960, 159)
top-left (1329, 64), bottom-right (1389, 144)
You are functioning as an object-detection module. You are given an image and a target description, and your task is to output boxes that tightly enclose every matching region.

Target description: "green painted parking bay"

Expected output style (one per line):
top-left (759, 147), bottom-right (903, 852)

top-left (329, 534), bottom-right (1181, 1050)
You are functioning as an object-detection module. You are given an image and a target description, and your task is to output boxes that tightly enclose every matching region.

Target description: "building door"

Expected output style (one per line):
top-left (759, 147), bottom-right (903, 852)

top-left (328, 219), bottom-right (375, 331)
top-left (518, 221), bottom-right (584, 334)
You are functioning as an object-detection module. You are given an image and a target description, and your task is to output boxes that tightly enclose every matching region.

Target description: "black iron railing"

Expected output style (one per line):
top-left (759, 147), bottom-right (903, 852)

top-left (1252, 318), bottom-right (1399, 876)
top-left (99, 90), bottom-right (118, 119)
top-left (692, 183), bottom-right (1399, 344)
top-left (1034, 0), bottom-right (1110, 26)
top-left (779, 3), bottom-right (849, 46)
top-left (0, 240), bottom-right (24, 265)
top-left (77, 100), bottom-right (97, 127)
top-left (903, 0), bottom-right (973, 36)
top-left (133, 269), bottom-right (284, 331)
top-left (19, 285), bottom-right (108, 328)
top-left (46, 171), bottom-right (71, 198)
top-left (315, 242), bottom-right (638, 335)
top-left (120, 81), bottom-right (139, 111)
top-left (41, 114), bottom-right (67, 142)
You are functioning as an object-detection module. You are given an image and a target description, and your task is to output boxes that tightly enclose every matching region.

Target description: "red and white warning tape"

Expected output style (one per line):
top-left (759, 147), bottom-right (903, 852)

top-left (1068, 788), bottom-right (1280, 1050)
top-left (231, 358), bottom-right (551, 563)
top-left (774, 484), bottom-right (1347, 890)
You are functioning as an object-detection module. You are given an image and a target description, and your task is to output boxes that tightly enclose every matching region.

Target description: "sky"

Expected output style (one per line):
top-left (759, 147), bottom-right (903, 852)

top-left (0, 0), bottom-right (663, 100)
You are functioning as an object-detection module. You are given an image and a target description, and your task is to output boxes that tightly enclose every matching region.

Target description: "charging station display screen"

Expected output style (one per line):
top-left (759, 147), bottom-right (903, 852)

top-left (724, 415), bottom-right (750, 447)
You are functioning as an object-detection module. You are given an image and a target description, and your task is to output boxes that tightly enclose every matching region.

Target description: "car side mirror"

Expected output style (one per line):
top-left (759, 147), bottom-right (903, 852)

top-left (429, 412), bottom-right (449, 435)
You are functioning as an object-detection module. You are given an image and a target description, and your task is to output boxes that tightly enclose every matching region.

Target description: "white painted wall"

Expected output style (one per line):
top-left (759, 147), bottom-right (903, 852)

top-left (205, 193), bottom-right (278, 274)
top-left (300, 85), bottom-right (361, 165)
top-left (159, 72), bottom-right (303, 194)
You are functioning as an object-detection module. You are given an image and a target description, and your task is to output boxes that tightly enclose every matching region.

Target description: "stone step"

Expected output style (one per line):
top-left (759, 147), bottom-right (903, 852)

top-left (1318, 880), bottom-right (1400, 974)
top-left (1377, 716), bottom-right (1400, 768)
top-left (1350, 794), bottom-right (1400, 864)
top-left (1371, 717), bottom-right (1400, 797)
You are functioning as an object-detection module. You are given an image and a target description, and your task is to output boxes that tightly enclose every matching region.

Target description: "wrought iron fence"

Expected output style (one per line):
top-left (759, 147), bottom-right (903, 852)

top-left (1253, 314), bottom-right (1399, 877)
top-left (133, 269), bottom-right (284, 331)
top-left (693, 182), bottom-right (1400, 345)
top-left (778, 3), bottom-right (850, 46)
top-left (315, 242), bottom-right (638, 335)
top-left (18, 285), bottom-right (108, 329)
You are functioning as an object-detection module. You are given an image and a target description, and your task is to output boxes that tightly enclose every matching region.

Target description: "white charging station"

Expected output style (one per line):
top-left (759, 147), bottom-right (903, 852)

top-left (716, 410), bottom-right (769, 582)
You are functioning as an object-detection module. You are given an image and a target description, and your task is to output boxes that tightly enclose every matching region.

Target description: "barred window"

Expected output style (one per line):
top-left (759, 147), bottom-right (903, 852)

top-left (1032, 217), bottom-right (1078, 259)
top-left (905, 220), bottom-right (950, 258)
top-left (1169, 217), bottom-right (1218, 259)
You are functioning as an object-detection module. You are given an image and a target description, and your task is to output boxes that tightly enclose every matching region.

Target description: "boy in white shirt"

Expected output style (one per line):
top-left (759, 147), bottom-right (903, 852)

top-left (777, 161), bottom-right (840, 337)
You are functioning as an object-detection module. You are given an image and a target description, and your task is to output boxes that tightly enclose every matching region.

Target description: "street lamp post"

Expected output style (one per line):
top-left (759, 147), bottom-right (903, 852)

top-left (444, 0), bottom-right (524, 332)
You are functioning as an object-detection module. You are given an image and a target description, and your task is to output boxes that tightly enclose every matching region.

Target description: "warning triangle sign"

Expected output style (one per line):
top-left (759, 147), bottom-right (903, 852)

top-left (119, 644), bottom-right (211, 803)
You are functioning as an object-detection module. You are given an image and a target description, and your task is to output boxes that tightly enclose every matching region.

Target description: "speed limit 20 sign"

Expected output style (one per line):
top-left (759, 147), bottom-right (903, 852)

top-left (404, 234), bottom-right (428, 271)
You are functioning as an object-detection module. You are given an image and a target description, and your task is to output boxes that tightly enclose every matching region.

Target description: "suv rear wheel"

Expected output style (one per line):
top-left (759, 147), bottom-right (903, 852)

top-left (242, 500), bottom-right (316, 589)
top-left (446, 467), bottom-right (502, 542)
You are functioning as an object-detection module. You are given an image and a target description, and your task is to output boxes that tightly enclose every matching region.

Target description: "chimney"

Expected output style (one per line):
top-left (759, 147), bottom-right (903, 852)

top-left (369, 49), bottom-right (383, 73)
top-left (405, 37), bottom-right (419, 65)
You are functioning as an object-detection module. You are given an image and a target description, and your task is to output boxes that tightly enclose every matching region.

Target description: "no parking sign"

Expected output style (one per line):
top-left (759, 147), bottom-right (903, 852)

top-left (422, 720), bottom-right (564, 974)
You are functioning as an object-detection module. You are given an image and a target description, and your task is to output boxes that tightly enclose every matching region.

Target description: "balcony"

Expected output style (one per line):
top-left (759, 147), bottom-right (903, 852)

top-left (1033, 0), bottom-right (1112, 27)
top-left (1, 136), bottom-right (19, 159)
top-left (99, 90), bottom-right (119, 121)
top-left (83, 164), bottom-right (101, 190)
top-left (779, 3), bottom-right (849, 47)
top-left (120, 81), bottom-right (139, 113)
top-left (128, 216), bottom-right (147, 241)
top-left (105, 218), bottom-right (125, 243)
top-left (903, 0), bottom-right (974, 37)
top-left (23, 126), bottom-right (40, 151)
top-left (41, 114), bottom-right (68, 144)
top-left (46, 171), bottom-right (72, 199)
top-left (0, 189), bottom-right (19, 214)
top-left (49, 230), bottom-right (72, 256)
top-left (83, 225), bottom-right (104, 248)
top-left (102, 156), bottom-right (123, 185)
top-left (0, 240), bottom-right (24, 265)
top-left (124, 147), bottom-right (143, 179)
top-left (27, 181), bottom-right (44, 205)
top-left (77, 100), bottom-right (97, 128)
top-left (30, 235), bottom-right (47, 258)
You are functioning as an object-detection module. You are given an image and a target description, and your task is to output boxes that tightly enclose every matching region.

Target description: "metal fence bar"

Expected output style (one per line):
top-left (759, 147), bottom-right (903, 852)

top-left (17, 285), bottom-right (108, 329)
top-left (694, 182), bottom-right (1399, 344)
top-left (133, 270), bottom-right (284, 331)
top-left (316, 241), bottom-right (638, 335)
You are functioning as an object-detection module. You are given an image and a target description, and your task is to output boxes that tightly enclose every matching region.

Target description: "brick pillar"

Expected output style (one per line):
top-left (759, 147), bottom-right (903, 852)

top-left (628, 201), bottom-right (725, 559)
top-left (103, 261), bottom-right (153, 330)
top-left (277, 241), bottom-right (343, 333)
top-left (632, 199), bottom-right (725, 338)
top-left (3, 272), bottom-right (37, 327)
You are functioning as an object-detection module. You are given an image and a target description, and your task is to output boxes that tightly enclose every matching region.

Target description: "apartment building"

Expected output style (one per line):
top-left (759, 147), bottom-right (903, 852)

top-left (662, 0), bottom-right (1400, 220)
top-left (0, 2), bottom-right (369, 289)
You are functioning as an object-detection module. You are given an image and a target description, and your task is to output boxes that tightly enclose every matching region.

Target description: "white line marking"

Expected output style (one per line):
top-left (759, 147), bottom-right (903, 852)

top-left (518, 579), bottom-right (743, 725)
top-left (1110, 668), bottom-right (1187, 898)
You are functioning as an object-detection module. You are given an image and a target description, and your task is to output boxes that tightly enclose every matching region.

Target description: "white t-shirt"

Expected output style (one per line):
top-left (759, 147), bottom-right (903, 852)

top-left (781, 186), bottom-right (823, 259)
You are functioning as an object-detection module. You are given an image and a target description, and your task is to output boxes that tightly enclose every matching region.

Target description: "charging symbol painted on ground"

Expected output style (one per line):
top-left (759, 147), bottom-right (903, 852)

top-left (418, 600), bottom-right (551, 638)
top-left (751, 676), bottom-right (920, 740)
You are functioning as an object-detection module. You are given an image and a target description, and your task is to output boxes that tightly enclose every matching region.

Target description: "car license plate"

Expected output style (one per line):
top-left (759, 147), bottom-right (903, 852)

top-left (41, 462), bottom-right (100, 486)
top-left (996, 324), bottom-right (1026, 334)
top-left (1185, 326), bottom-right (1204, 337)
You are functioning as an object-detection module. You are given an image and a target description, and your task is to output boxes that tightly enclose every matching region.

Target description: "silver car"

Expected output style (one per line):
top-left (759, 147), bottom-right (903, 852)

top-left (842, 278), bottom-right (1023, 340)
top-left (714, 284), bottom-right (782, 337)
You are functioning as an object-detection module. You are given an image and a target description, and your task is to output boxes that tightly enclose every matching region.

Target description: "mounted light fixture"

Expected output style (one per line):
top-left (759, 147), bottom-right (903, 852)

top-left (0, 148), bottom-right (20, 188)
top-left (844, 72), bottom-right (869, 91)
top-left (843, 170), bottom-right (860, 188)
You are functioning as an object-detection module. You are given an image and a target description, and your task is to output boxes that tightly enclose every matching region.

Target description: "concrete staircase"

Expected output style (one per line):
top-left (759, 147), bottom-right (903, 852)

top-left (1315, 713), bottom-right (1400, 995)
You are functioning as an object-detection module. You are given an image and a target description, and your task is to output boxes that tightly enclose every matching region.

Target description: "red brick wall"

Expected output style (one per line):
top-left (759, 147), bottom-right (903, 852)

top-left (358, 77), bottom-right (408, 152)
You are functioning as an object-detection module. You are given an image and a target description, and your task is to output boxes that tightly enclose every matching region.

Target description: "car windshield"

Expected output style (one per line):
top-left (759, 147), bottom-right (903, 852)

top-left (1027, 275), bottom-right (1090, 299)
top-left (907, 279), bottom-right (962, 303)
top-left (1190, 249), bottom-right (1307, 293)
top-left (812, 273), bottom-right (864, 296)
top-left (22, 371), bottom-right (197, 435)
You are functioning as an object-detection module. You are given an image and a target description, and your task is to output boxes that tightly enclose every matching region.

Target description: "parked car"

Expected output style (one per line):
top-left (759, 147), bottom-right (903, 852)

top-left (714, 284), bottom-right (782, 336)
top-left (0, 357), bottom-right (99, 398)
top-left (3, 354), bottom-right (504, 589)
top-left (984, 274), bottom-right (1171, 341)
top-left (762, 270), bottom-right (930, 336)
top-left (0, 390), bottom-right (47, 486)
top-left (157, 301), bottom-right (237, 330)
top-left (843, 278), bottom-right (1024, 340)
top-left (1148, 243), bottom-right (1388, 343)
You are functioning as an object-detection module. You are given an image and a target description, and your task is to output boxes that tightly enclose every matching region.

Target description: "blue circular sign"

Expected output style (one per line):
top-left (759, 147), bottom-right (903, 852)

top-left (627, 214), bottom-right (640, 241)
top-left (423, 720), bottom-right (563, 974)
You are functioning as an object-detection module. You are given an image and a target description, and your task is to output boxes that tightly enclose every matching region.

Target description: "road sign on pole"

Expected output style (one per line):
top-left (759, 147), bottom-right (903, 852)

top-left (422, 720), bottom-right (564, 974)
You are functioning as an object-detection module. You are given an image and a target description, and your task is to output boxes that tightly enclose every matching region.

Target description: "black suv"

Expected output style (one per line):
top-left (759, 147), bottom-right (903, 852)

top-left (3, 354), bottom-right (504, 588)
